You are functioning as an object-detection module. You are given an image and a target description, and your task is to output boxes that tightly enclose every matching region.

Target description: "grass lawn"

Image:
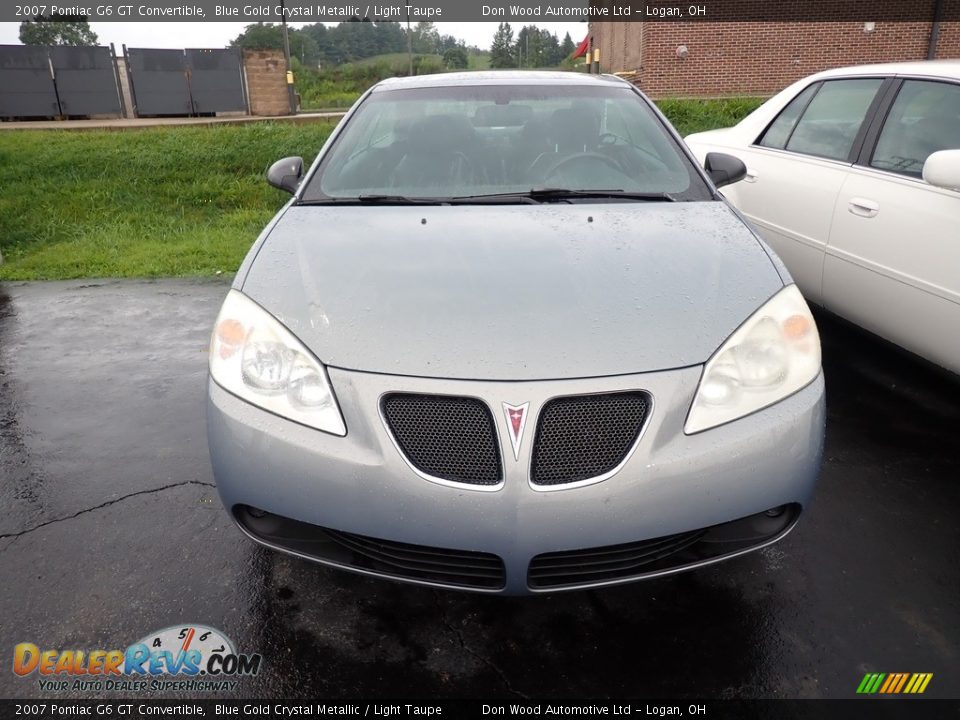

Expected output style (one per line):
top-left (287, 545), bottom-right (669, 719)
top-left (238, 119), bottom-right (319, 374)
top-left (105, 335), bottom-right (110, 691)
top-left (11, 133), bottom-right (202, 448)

top-left (0, 122), bottom-right (335, 280)
top-left (0, 97), bottom-right (763, 281)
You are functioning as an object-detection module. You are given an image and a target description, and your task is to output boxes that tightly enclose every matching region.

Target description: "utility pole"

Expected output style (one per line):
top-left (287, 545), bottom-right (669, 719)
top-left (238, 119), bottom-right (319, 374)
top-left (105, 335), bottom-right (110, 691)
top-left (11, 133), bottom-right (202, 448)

top-left (280, 0), bottom-right (296, 114)
top-left (406, 10), bottom-right (413, 75)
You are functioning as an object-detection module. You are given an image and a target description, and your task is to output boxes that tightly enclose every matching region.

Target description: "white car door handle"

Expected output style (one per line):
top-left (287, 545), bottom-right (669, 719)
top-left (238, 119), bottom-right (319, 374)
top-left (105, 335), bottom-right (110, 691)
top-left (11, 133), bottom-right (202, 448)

top-left (848, 197), bottom-right (879, 218)
top-left (744, 168), bottom-right (759, 183)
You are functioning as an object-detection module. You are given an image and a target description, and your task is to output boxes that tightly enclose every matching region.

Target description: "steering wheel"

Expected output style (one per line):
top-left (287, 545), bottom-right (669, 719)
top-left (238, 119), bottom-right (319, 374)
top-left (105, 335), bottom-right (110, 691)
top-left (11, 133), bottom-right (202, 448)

top-left (544, 152), bottom-right (624, 180)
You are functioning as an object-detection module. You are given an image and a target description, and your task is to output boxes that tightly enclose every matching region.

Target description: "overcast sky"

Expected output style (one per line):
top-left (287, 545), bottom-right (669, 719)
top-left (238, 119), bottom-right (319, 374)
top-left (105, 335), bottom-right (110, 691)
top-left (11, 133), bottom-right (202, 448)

top-left (0, 21), bottom-right (585, 51)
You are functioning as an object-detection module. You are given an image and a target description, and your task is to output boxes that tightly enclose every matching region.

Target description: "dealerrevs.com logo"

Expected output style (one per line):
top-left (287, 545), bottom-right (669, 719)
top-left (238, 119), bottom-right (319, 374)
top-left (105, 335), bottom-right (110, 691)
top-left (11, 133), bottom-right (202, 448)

top-left (13, 624), bottom-right (262, 693)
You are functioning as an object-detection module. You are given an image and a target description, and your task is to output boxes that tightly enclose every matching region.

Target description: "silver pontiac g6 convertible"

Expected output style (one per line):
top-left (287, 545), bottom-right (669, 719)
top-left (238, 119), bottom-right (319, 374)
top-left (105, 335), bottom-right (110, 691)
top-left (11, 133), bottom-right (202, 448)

top-left (206, 71), bottom-right (825, 594)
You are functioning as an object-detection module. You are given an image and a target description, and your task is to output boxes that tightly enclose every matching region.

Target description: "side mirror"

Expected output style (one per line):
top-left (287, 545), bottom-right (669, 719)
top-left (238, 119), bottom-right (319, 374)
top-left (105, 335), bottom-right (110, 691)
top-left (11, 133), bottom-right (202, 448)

top-left (922, 149), bottom-right (960, 191)
top-left (266, 156), bottom-right (304, 194)
top-left (704, 152), bottom-right (747, 189)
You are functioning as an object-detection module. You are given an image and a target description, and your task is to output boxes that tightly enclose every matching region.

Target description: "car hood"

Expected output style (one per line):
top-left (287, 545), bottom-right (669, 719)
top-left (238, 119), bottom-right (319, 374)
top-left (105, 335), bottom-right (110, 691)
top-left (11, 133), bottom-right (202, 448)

top-left (240, 201), bottom-right (783, 380)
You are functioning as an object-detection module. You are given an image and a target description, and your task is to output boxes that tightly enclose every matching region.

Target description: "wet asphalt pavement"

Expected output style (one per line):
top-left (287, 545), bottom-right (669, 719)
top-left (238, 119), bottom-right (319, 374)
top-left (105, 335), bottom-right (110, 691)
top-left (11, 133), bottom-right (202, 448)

top-left (0, 278), bottom-right (957, 700)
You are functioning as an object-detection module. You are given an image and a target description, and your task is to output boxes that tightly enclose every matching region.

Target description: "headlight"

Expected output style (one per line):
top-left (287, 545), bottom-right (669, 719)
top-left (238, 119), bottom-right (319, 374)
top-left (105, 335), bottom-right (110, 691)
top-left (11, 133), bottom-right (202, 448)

top-left (685, 285), bottom-right (820, 434)
top-left (209, 290), bottom-right (346, 436)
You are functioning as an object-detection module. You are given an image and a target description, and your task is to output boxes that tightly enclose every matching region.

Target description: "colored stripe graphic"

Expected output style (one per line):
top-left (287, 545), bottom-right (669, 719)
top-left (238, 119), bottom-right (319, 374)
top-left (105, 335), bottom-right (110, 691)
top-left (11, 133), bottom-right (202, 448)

top-left (892, 673), bottom-right (909, 693)
top-left (912, 673), bottom-right (932, 693)
top-left (879, 674), bottom-right (896, 693)
top-left (857, 672), bottom-right (933, 694)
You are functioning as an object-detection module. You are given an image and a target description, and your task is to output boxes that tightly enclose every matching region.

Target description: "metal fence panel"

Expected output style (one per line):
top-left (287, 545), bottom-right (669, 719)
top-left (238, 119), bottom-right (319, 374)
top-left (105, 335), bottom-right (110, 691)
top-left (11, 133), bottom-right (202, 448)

top-left (0, 45), bottom-right (59, 118)
top-left (127, 48), bottom-right (191, 116)
top-left (186, 48), bottom-right (246, 114)
top-left (49, 46), bottom-right (121, 117)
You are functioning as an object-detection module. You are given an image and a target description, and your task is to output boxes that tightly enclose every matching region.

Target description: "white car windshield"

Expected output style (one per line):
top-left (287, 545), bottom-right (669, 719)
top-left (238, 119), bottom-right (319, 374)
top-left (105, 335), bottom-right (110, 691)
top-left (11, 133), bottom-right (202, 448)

top-left (302, 84), bottom-right (710, 202)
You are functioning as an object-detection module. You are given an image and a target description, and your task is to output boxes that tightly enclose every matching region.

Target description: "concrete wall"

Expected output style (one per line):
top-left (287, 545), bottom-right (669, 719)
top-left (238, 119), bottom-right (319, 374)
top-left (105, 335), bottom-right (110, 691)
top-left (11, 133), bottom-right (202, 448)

top-left (115, 57), bottom-right (134, 118)
top-left (242, 49), bottom-right (289, 117)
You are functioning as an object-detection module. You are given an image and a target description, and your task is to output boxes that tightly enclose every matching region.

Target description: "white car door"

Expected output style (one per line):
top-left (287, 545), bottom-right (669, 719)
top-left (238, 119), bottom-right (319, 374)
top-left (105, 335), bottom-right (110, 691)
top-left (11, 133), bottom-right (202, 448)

top-left (824, 78), bottom-right (960, 374)
top-left (720, 78), bottom-right (886, 305)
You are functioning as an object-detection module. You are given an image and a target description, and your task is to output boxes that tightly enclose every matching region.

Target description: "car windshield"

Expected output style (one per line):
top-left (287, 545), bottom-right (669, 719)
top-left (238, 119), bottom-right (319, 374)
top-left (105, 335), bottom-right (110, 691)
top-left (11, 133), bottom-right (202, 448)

top-left (300, 83), bottom-right (711, 203)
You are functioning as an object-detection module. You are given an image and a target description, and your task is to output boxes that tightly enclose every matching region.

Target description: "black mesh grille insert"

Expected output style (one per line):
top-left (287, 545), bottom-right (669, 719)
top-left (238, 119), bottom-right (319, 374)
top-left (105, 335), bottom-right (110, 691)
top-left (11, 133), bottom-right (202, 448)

top-left (531, 392), bottom-right (650, 486)
top-left (382, 393), bottom-right (502, 485)
top-left (528, 529), bottom-right (706, 589)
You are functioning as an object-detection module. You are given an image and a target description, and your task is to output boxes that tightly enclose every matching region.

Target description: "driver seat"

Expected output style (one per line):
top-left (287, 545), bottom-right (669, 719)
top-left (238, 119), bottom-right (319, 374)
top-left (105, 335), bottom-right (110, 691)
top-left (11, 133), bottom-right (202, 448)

top-left (389, 114), bottom-right (484, 189)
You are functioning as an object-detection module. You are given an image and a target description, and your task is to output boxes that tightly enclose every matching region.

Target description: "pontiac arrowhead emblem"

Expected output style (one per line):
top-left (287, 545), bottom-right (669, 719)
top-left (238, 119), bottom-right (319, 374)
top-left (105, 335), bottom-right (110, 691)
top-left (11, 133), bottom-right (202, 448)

top-left (502, 402), bottom-right (530, 461)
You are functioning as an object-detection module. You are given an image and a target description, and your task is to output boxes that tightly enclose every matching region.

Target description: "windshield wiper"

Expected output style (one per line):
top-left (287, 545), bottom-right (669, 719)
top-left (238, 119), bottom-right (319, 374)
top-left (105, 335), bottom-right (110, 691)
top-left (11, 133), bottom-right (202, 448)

top-left (447, 189), bottom-right (676, 204)
top-left (299, 189), bottom-right (676, 206)
top-left (356, 194), bottom-right (445, 204)
top-left (298, 195), bottom-right (444, 206)
top-left (526, 188), bottom-right (676, 202)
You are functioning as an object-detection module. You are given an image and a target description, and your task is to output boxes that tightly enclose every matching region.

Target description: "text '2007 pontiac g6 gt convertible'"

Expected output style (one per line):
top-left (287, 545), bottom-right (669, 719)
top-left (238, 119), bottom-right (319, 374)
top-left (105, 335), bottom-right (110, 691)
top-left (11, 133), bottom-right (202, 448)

top-left (206, 71), bottom-right (825, 595)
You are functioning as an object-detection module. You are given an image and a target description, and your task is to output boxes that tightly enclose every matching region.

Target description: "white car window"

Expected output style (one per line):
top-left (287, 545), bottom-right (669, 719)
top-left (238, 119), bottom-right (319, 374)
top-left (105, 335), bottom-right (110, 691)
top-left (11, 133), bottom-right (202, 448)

top-left (781, 79), bottom-right (883, 161)
top-left (870, 80), bottom-right (960, 178)
top-left (757, 83), bottom-right (819, 149)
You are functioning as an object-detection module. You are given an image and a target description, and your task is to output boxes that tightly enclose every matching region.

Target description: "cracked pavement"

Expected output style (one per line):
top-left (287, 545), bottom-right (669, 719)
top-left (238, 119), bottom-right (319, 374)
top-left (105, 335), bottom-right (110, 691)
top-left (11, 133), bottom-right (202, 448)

top-left (0, 279), bottom-right (957, 699)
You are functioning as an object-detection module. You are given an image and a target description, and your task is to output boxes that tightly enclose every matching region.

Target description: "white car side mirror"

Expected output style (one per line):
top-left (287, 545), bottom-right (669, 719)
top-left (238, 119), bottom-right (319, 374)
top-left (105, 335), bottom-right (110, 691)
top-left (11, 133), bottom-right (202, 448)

top-left (922, 149), bottom-right (960, 191)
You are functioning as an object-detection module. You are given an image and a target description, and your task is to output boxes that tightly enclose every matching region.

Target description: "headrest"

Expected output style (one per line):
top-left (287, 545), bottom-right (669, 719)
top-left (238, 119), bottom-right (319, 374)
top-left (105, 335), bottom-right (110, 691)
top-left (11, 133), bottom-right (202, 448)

top-left (473, 104), bottom-right (533, 127)
top-left (408, 114), bottom-right (479, 152)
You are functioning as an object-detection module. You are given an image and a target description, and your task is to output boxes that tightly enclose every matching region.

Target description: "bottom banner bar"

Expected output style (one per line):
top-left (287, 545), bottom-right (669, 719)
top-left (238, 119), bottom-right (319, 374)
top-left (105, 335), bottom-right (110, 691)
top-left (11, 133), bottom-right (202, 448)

top-left (1, 699), bottom-right (957, 720)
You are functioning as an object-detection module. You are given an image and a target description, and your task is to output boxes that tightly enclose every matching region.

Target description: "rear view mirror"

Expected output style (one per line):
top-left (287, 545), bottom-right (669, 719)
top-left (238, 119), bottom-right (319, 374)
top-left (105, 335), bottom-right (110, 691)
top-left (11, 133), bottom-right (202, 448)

top-left (922, 149), bottom-right (960, 191)
top-left (704, 152), bottom-right (747, 189)
top-left (267, 156), bottom-right (304, 194)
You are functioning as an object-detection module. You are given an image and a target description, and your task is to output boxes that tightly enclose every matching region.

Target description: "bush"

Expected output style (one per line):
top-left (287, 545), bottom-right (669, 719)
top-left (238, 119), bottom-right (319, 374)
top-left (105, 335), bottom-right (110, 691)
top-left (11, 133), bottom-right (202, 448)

top-left (656, 97), bottom-right (766, 136)
top-left (296, 54), bottom-right (451, 110)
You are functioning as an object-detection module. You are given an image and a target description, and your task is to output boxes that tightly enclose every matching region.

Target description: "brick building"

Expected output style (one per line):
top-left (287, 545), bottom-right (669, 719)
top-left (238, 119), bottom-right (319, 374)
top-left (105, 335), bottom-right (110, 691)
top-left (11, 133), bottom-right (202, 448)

top-left (588, 3), bottom-right (960, 97)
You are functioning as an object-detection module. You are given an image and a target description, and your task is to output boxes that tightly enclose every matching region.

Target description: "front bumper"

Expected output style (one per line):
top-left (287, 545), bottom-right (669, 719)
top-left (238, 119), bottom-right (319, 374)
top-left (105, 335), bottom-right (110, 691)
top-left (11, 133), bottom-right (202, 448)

top-left (207, 366), bottom-right (825, 595)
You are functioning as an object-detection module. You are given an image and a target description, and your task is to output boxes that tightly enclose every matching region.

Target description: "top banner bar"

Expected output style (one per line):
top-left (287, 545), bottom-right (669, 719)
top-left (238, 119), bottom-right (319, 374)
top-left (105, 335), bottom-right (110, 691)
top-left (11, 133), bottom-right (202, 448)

top-left (4, 0), bottom-right (960, 23)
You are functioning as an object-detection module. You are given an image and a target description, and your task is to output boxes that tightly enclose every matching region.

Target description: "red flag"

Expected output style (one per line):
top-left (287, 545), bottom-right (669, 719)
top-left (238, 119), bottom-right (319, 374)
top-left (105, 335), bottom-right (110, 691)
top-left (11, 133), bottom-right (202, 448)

top-left (571, 36), bottom-right (589, 59)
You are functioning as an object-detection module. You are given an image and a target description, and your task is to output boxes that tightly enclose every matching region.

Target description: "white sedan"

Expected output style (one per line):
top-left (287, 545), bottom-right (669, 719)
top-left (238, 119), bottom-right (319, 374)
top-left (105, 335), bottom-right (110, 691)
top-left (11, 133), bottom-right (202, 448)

top-left (686, 61), bottom-right (960, 375)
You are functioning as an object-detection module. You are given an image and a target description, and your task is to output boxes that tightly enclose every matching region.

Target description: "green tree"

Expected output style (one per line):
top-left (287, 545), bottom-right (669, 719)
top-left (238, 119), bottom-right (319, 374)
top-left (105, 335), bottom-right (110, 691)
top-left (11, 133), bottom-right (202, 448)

top-left (436, 33), bottom-right (463, 55)
top-left (231, 24), bottom-right (319, 66)
top-left (303, 23), bottom-right (334, 65)
top-left (373, 22), bottom-right (407, 55)
top-left (290, 30), bottom-right (320, 66)
top-left (515, 26), bottom-right (547, 68)
top-left (411, 21), bottom-right (440, 54)
top-left (442, 46), bottom-right (469, 70)
top-left (230, 23), bottom-right (282, 51)
top-left (542, 32), bottom-right (561, 67)
top-left (19, 16), bottom-right (98, 46)
top-left (560, 32), bottom-right (576, 58)
top-left (489, 22), bottom-right (516, 69)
